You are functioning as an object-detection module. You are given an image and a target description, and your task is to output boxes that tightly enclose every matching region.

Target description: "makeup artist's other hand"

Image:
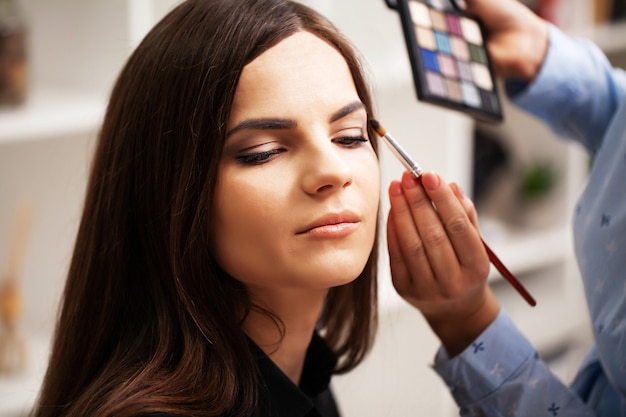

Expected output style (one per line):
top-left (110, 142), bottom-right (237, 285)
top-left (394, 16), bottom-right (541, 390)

top-left (387, 171), bottom-right (499, 357)
top-left (465, 0), bottom-right (549, 83)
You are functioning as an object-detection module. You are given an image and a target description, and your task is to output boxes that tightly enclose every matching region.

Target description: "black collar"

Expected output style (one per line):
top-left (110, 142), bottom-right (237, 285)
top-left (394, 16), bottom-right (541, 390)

top-left (253, 332), bottom-right (338, 417)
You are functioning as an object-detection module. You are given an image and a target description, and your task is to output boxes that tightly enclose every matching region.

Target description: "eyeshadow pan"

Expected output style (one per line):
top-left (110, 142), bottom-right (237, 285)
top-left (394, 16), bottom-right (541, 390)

top-left (434, 31), bottom-right (452, 55)
top-left (426, 71), bottom-right (446, 97)
top-left (460, 81), bottom-right (481, 107)
top-left (421, 48), bottom-right (439, 72)
top-left (445, 13), bottom-right (462, 36)
top-left (480, 89), bottom-right (500, 113)
top-left (460, 17), bottom-right (483, 45)
top-left (437, 53), bottom-right (457, 78)
top-left (457, 60), bottom-right (472, 81)
top-left (429, 9), bottom-right (448, 32)
top-left (468, 43), bottom-right (487, 64)
top-left (409, 1), bottom-right (432, 27)
top-left (416, 25), bottom-right (437, 50)
top-left (445, 79), bottom-right (463, 102)
top-left (450, 36), bottom-right (470, 61)
top-left (471, 62), bottom-right (493, 90)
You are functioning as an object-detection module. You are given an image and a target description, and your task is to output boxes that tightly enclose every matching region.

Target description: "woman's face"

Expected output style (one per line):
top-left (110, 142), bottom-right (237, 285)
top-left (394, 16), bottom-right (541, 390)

top-left (214, 31), bottom-right (380, 297)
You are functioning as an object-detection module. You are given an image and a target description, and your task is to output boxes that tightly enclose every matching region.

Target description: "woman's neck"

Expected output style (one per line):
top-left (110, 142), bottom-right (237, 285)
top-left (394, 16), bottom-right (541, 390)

top-left (243, 287), bottom-right (327, 385)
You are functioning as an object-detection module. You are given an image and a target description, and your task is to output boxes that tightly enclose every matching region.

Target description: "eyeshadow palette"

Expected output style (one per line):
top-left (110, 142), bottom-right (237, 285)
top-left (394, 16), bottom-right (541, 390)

top-left (395, 0), bottom-right (503, 122)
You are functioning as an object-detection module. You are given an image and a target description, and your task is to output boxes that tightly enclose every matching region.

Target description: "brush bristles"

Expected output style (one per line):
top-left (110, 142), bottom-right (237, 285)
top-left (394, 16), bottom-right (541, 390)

top-left (369, 119), bottom-right (387, 137)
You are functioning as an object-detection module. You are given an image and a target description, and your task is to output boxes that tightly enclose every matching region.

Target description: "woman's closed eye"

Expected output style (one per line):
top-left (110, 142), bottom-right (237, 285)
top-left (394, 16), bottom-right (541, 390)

top-left (333, 135), bottom-right (369, 148)
top-left (235, 147), bottom-right (286, 165)
top-left (233, 132), bottom-right (369, 166)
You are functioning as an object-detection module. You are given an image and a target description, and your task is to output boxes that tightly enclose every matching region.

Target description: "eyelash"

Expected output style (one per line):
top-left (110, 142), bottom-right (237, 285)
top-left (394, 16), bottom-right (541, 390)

top-left (235, 149), bottom-right (285, 165)
top-left (334, 135), bottom-right (368, 147)
top-left (235, 135), bottom-right (369, 166)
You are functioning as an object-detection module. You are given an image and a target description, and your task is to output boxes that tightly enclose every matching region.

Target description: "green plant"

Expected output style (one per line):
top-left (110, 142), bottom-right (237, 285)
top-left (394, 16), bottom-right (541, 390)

top-left (518, 161), bottom-right (556, 202)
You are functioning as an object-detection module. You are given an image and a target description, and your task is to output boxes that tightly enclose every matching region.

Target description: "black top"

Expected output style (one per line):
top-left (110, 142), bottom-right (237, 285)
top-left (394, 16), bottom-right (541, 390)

top-left (147, 333), bottom-right (340, 417)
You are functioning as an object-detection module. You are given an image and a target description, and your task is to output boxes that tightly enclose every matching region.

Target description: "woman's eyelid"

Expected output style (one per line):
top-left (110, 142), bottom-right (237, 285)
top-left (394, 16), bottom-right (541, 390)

top-left (332, 125), bottom-right (367, 140)
top-left (237, 141), bottom-right (280, 154)
top-left (229, 135), bottom-right (285, 156)
top-left (331, 114), bottom-right (368, 139)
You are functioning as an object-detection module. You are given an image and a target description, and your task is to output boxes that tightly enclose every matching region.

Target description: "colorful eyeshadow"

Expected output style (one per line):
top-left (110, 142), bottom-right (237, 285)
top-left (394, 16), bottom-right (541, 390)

top-left (416, 25), bottom-right (437, 50)
top-left (445, 13), bottom-right (462, 36)
top-left (471, 62), bottom-right (493, 90)
top-left (434, 31), bottom-right (452, 55)
top-left (460, 81), bottom-right (481, 107)
top-left (445, 79), bottom-right (463, 102)
top-left (421, 48), bottom-right (439, 72)
top-left (457, 60), bottom-right (472, 81)
top-left (437, 53), bottom-right (457, 78)
top-left (460, 17), bottom-right (483, 45)
top-left (479, 89), bottom-right (500, 113)
top-left (429, 9), bottom-right (448, 32)
top-left (450, 36), bottom-right (470, 61)
top-left (409, 1), bottom-right (432, 27)
top-left (468, 43), bottom-right (487, 64)
top-left (399, 0), bottom-right (502, 121)
top-left (426, 71), bottom-right (446, 97)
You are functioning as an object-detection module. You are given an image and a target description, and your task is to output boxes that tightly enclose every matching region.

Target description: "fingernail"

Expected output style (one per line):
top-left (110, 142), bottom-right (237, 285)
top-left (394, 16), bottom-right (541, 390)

top-left (421, 172), bottom-right (440, 191)
top-left (390, 181), bottom-right (403, 196)
top-left (401, 171), bottom-right (420, 189)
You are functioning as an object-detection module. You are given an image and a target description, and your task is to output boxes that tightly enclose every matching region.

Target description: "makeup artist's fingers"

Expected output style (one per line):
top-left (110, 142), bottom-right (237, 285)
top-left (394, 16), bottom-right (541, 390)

top-left (450, 182), bottom-right (479, 228)
top-left (397, 172), bottom-right (462, 284)
top-left (388, 177), bottom-right (478, 302)
top-left (387, 173), bottom-right (491, 319)
top-left (387, 173), bottom-right (485, 277)
top-left (399, 171), bottom-right (489, 285)
top-left (420, 173), bottom-right (488, 275)
top-left (387, 209), bottom-right (419, 298)
top-left (387, 181), bottom-right (439, 300)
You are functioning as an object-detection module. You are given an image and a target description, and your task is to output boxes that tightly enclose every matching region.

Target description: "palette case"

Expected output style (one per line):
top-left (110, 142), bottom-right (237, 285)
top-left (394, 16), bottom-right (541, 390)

top-left (393, 0), bottom-right (503, 122)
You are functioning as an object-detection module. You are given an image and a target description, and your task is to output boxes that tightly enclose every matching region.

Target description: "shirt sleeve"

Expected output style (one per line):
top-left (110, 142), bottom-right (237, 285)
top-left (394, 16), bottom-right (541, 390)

top-left (507, 24), bottom-right (626, 157)
top-left (432, 310), bottom-right (596, 417)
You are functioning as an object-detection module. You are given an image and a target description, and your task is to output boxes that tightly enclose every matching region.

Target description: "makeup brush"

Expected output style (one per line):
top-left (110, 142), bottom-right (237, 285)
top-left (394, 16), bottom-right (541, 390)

top-left (370, 119), bottom-right (536, 307)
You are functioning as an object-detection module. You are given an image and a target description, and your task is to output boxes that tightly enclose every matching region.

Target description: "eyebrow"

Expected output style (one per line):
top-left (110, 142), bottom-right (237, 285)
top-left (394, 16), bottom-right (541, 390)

top-left (329, 101), bottom-right (365, 123)
top-left (226, 118), bottom-right (296, 138)
top-left (226, 101), bottom-right (366, 138)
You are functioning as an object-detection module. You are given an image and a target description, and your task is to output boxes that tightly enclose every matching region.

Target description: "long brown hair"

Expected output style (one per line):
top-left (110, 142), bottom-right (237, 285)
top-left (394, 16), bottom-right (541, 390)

top-left (33, 1), bottom-right (379, 416)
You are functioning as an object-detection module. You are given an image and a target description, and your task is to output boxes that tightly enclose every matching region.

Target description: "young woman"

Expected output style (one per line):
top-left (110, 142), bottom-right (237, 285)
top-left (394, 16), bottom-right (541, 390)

top-left (33, 1), bottom-right (486, 416)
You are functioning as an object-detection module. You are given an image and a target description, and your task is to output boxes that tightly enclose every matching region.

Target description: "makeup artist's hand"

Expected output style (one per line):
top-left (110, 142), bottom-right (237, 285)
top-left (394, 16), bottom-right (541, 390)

top-left (465, 0), bottom-right (549, 83)
top-left (387, 171), bottom-right (500, 357)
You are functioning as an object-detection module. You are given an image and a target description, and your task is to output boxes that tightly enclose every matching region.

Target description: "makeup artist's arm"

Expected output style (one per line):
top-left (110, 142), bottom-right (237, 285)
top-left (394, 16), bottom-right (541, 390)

top-left (386, 171), bottom-right (498, 357)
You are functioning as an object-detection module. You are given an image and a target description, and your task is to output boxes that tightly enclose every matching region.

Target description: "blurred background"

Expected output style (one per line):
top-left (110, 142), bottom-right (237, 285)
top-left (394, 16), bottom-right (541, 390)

top-left (0, 0), bottom-right (624, 415)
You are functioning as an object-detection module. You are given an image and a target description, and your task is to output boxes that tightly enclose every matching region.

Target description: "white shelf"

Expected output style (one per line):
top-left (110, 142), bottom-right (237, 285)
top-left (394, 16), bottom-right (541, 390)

top-left (483, 224), bottom-right (571, 281)
top-left (0, 89), bottom-right (106, 145)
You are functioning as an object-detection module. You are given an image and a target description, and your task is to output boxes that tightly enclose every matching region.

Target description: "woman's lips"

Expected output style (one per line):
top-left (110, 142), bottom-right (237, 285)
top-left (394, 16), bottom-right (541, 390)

top-left (297, 211), bottom-right (361, 237)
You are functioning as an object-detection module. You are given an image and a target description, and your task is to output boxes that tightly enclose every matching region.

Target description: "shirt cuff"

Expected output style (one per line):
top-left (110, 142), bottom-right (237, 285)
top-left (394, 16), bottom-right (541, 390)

top-left (432, 309), bottom-right (538, 406)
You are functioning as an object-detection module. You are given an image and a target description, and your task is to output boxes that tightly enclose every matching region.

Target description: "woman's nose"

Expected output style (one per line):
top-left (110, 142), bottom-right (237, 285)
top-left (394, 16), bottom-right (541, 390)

top-left (301, 143), bottom-right (353, 196)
